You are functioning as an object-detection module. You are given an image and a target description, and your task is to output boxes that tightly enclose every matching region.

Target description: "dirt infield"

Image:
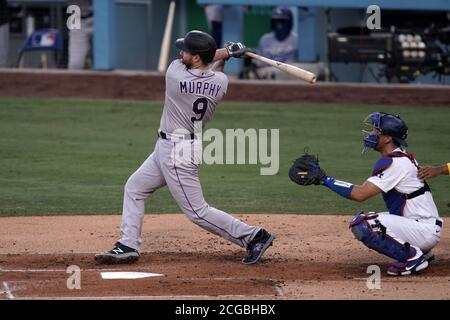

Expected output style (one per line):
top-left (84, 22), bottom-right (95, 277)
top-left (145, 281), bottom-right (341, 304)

top-left (0, 69), bottom-right (449, 106)
top-left (0, 214), bottom-right (448, 300)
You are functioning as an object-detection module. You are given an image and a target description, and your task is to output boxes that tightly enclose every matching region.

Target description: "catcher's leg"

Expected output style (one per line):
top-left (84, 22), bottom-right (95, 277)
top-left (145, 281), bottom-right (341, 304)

top-left (375, 213), bottom-right (441, 254)
top-left (349, 212), bottom-right (429, 275)
top-left (376, 213), bottom-right (441, 272)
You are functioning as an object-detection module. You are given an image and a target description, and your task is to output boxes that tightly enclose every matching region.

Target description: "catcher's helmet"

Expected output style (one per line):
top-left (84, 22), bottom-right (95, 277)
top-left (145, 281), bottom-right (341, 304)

top-left (363, 112), bottom-right (409, 151)
top-left (271, 7), bottom-right (293, 28)
top-left (176, 30), bottom-right (217, 64)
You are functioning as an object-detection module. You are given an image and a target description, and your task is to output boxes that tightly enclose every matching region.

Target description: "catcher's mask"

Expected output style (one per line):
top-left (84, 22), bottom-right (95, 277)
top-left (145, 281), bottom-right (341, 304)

top-left (362, 112), bottom-right (408, 153)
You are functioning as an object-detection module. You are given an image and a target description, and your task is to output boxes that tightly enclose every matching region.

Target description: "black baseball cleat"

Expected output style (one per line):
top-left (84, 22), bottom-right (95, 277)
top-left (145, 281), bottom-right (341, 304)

top-left (94, 242), bottom-right (140, 264)
top-left (241, 229), bottom-right (274, 265)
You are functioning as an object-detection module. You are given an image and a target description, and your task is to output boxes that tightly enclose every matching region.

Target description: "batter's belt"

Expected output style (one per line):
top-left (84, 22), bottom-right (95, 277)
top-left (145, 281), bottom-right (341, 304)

top-left (158, 130), bottom-right (196, 140)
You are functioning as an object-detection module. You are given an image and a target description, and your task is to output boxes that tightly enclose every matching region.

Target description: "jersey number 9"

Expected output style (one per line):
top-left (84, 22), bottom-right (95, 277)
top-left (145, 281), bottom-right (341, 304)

top-left (191, 98), bottom-right (208, 123)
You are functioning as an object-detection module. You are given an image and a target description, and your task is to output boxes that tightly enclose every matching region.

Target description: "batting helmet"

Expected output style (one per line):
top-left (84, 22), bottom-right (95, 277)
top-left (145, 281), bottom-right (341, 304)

top-left (176, 30), bottom-right (217, 64)
top-left (363, 112), bottom-right (409, 151)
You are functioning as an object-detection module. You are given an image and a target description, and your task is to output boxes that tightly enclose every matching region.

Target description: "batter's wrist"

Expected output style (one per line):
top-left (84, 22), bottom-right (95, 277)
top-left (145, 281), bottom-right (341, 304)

top-left (445, 163), bottom-right (450, 175)
top-left (213, 48), bottom-right (230, 62)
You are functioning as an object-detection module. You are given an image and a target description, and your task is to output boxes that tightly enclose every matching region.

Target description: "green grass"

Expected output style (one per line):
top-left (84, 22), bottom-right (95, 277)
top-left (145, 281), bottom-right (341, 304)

top-left (0, 97), bottom-right (448, 216)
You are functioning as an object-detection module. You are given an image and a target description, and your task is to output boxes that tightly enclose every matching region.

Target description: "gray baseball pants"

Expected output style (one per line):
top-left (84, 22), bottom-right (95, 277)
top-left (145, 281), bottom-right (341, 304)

top-left (119, 138), bottom-right (260, 252)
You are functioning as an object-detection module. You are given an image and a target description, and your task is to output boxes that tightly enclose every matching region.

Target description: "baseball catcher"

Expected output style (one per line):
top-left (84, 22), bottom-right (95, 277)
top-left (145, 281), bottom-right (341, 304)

top-left (289, 112), bottom-right (442, 276)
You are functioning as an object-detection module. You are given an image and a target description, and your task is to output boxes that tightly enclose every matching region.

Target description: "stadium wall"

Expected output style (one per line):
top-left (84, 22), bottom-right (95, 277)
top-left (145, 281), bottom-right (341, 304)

top-left (0, 69), bottom-right (449, 107)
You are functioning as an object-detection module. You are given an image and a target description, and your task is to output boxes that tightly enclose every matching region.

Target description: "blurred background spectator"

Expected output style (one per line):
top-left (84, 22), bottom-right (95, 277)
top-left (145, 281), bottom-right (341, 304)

top-left (259, 6), bottom-right (298, 64)
top-left (0, 0), bottom-right (9, 67)
top-left (241, 6), bottom-right (299, 80)
top-left (204, 4), bottom-right (223, 46)
top-left (67, 0), bottom-right (93, 70)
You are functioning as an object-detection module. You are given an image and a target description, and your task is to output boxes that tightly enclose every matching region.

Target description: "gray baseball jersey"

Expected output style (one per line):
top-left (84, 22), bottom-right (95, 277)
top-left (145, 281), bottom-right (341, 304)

top-left (119, 59), bottom-right (260, 253)
top-left (160, 59), bottom-right (228, 133)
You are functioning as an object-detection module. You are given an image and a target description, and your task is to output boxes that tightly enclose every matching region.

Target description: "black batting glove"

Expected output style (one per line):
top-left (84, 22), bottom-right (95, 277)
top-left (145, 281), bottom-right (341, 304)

top-left (225, 41), bottom-right (248, 58)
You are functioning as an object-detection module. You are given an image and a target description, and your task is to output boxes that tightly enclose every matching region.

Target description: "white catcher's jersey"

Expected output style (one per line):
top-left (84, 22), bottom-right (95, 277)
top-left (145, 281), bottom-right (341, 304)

top-left (367, 148), bottom-right (440, 221)
top-left (159, 59), bottom-right (228, 134)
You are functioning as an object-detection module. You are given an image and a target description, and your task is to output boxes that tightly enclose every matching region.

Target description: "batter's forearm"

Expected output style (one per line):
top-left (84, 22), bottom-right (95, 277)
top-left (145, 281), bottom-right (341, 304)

top-left (213, 48), bottom-right (230, 62)
top-left (444, 164), bottom-right (450, 175)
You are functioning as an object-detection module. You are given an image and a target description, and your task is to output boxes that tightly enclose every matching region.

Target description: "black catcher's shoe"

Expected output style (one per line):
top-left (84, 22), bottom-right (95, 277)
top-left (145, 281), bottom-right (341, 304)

top-left (241, 229), bottom-right (274, 265)
top-left (94, 242), bottom-right (140, 264)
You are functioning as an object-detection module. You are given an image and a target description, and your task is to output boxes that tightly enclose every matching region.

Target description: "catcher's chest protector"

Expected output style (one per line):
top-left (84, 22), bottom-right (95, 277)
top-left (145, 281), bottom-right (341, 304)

top-left (372, 151), bottom-right (430, 216)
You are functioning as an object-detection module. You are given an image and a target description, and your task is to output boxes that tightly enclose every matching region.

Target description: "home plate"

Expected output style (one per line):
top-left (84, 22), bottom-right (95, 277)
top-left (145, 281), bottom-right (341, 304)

top-left (101, 272), bottom-right (164, 280)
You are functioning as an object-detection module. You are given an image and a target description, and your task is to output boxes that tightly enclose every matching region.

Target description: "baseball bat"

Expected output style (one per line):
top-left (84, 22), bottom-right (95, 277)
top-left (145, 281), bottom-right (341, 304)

top-left (245, 52), bottom-right (317, 84)
top-left (158, 0), bottom-right (176, 72)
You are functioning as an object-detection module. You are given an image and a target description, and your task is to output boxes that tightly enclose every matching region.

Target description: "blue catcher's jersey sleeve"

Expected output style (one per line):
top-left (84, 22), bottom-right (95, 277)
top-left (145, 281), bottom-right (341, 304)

top-left (367, 157), bottom-right (406, 193)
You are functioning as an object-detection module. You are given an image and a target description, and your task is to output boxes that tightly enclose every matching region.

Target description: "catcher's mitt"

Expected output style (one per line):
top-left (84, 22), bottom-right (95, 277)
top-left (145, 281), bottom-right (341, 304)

top-left (289, 153), bottom-right (327, 186)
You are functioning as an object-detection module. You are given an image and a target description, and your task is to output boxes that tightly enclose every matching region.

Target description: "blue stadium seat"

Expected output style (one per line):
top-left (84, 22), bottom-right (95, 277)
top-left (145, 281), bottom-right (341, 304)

top-left (17, 29), bottom-right (63, 68)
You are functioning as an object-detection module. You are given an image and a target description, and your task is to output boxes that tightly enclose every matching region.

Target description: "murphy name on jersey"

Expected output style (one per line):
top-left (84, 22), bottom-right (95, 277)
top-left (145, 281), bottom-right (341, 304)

top-left (179, 81), bottom-right (222, 98)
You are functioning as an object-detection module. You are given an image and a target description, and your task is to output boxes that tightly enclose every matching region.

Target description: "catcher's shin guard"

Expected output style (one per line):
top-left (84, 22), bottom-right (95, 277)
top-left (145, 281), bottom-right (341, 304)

top-left (349, 212), bottom-right (415, 263)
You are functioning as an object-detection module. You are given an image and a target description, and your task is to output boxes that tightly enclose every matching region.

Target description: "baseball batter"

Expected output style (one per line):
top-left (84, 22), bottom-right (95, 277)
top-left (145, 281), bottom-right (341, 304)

top-left (95, 31), bottom-right (274, 265)
top-left (290, 112), bottom-right (442, 276)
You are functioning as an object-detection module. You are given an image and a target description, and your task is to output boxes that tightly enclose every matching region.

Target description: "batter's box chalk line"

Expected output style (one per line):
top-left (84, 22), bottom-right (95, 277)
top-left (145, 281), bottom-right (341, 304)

top-left (100, 272), bottom-right (164, 279)
top-left (1, 278), bottom-right (282, 300)
top-left (275, 285), bottom-right (285, 296)
top-left (0, 267), bottom-right (142, 273)
top-left (11, 293), bottom-right (280, 300)
top-left (2, 282), bottom-right (15, 299)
